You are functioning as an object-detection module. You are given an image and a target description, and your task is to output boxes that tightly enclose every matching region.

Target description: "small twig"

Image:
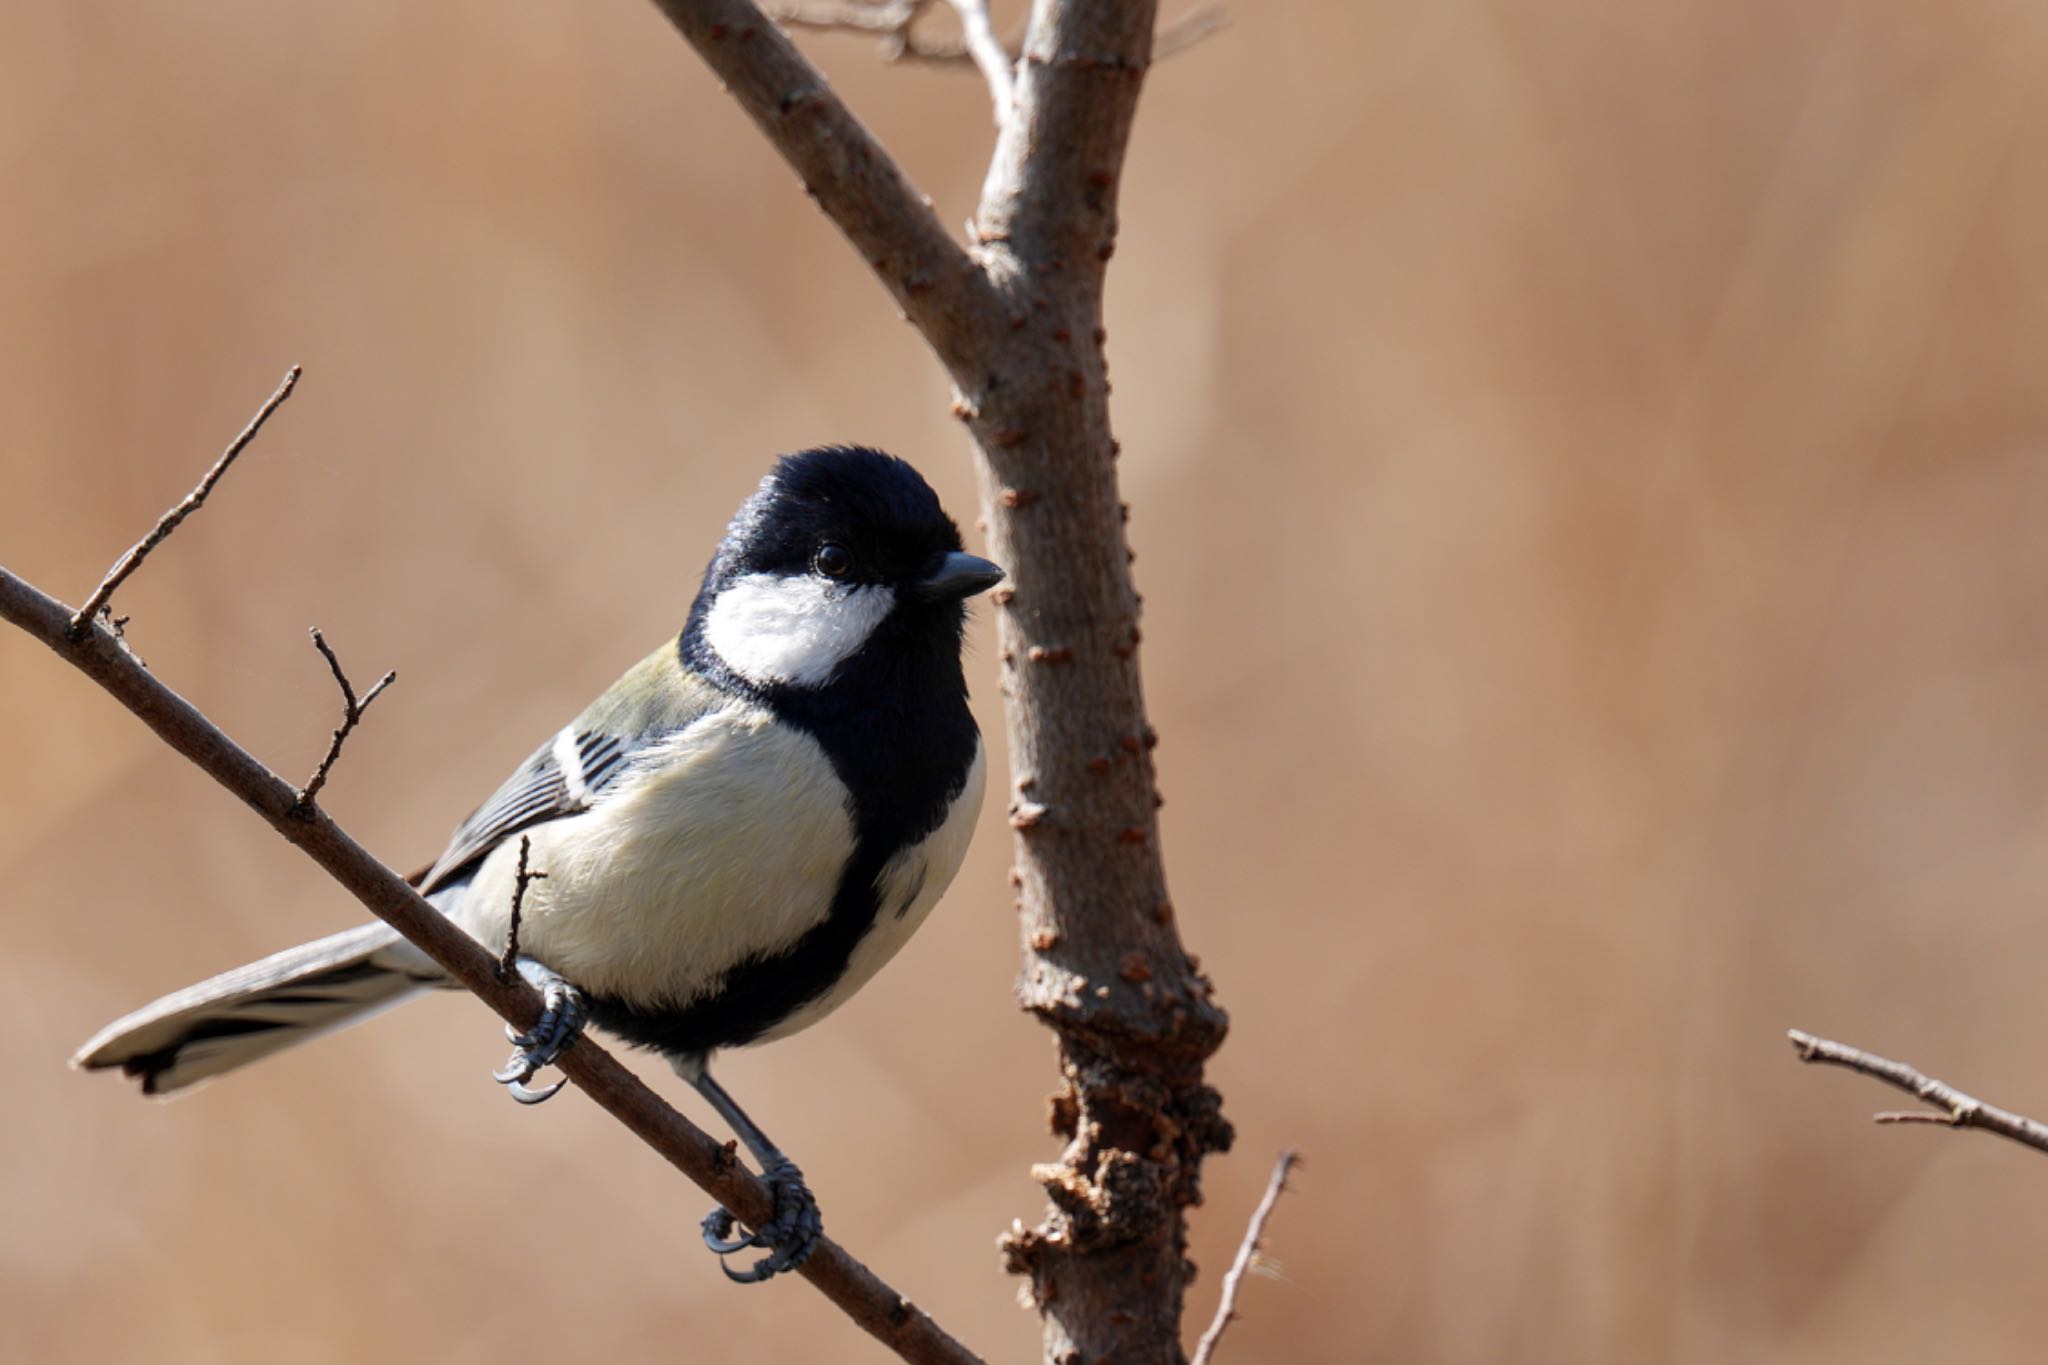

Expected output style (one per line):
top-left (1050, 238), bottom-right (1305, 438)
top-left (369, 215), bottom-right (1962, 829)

top-left (90, 607), bottom-right (146, 668)
top-left (70, 366), bottom-right (301, 638)
top-left (1189, 1149), bottom-right (1299, 1365)
top-left (945, 0), bottom-right (1012, 121)
top-left (293, 627), bottom-right (395, 814)
top-left (499, 834), bottom-right (548, 983)
top-left (1874, 1110), bottom-right (1971, 1126)
top-left (1787, 1029), bottom-right (2048, 1156)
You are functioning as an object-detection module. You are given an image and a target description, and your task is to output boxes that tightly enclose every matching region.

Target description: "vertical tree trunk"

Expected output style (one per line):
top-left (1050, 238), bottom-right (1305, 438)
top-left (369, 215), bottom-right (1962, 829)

top-left (965, 5), bottom-right (1233, 1361)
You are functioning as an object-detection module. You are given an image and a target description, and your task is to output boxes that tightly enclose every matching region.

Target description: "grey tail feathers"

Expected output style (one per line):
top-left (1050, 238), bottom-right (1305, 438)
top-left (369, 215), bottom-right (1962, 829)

top-left (72, 923), bottom-right (444, 1097)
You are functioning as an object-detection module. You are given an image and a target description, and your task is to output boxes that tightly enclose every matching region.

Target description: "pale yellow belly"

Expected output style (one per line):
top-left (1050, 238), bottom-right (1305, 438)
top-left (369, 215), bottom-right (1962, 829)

top-left (451, 702), bottom-right (857, 1010)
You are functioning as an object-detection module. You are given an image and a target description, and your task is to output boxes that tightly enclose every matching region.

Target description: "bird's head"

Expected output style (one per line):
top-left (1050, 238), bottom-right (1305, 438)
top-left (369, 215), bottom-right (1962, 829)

top-left (686, 446), bottom-right (1005, 692)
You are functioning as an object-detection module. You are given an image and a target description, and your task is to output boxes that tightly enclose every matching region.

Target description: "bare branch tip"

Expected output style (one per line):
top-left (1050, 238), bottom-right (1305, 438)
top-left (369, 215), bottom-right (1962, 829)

top-left (308, 626), bottom-right (352, 705)
top-left (1789, 1030), bottom-right (2048, 1156)
top-left (362, 670), bottom-right (397, 709)
top-left (1190, 1147), bottom-right (1302, 1365)
top-left (70, 365), bottom-right (305, 637)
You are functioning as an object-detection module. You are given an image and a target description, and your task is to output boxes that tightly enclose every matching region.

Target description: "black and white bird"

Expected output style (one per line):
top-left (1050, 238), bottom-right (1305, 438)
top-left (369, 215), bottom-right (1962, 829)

top-left (73, 446), bottom-right (1003, 1283)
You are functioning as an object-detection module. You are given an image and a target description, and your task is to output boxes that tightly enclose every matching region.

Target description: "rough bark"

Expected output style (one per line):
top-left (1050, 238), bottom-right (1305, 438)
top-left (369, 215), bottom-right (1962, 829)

top-left (966, 8), bottom-right (1233, 1363)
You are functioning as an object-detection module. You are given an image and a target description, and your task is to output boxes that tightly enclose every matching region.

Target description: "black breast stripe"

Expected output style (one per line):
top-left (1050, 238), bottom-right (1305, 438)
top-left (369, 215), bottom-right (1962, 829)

top-left (593, 621), bottom-right (977, 1057)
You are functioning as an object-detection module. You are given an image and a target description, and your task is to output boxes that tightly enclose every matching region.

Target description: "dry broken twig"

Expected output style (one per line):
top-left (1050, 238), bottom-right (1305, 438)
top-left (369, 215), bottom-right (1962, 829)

top-left (1787, 1029), bottom-right (2048, 1156)
top-left (294, 627), bottom-right (396, 813)
top-left (70, 365), bottom-right (301, 637)
top-left (499, 833), bottom-right (548, 983)
top-left (1189, 1149), bottom-right (1300, 1365)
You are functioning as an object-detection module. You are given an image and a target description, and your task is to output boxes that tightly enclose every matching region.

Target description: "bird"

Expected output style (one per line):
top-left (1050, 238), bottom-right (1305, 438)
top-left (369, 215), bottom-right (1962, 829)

top-left (72, 445), bottom-right (1004, 1284)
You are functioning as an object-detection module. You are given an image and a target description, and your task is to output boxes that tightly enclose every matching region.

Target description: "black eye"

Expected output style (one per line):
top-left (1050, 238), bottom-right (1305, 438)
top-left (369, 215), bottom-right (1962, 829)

top-left (813, 543), bottom-right (853, 579)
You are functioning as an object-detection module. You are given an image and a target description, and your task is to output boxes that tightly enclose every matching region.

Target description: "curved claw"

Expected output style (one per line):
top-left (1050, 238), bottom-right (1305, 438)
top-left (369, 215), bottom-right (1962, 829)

top-left (718, 1226), bottom-right (820, 1284)
top-left (701, 1207), bottom-right (767, 1255)
top-left (493, 1051), bottom-right (564, 1101)
top-left (700, 1165), bottom-right (822, 1284)
top-left (507, 1077), bottom-right (566, 1104)
top-left (720, 1255), bottom-right (784, 1285)
top-left (489, 956), bottom-right (587, 1108)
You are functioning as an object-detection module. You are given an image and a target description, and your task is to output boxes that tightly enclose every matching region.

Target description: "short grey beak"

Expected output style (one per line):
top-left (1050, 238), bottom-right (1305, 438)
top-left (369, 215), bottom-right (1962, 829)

top-left (914, 551), bottom-right (1006, 602)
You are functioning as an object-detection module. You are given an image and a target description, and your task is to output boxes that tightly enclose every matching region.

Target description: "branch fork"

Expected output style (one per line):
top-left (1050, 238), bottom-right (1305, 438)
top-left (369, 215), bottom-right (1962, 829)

top-left (294, 626), bottom-right (395, 814)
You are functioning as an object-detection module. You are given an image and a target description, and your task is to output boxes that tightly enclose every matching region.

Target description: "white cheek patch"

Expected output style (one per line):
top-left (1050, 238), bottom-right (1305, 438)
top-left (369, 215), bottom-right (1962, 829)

top-left (703, 572), bottom-right (896, 688)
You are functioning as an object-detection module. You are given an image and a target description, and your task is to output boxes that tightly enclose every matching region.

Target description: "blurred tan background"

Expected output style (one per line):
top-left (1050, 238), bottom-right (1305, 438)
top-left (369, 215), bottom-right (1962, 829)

top-left (7, 1), bottom-right (2048, 1361)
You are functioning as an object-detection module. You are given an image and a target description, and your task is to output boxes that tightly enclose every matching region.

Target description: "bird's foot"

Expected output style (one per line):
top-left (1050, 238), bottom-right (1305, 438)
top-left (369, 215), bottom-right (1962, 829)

top-left (492, 957), bottom-right (586, 1104)
top-left (701, 1155), bottom-right (822, 1284)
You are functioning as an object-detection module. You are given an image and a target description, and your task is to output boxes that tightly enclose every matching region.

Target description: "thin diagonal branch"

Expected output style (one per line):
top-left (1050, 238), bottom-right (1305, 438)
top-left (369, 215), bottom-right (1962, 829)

top-left (1788, 1029), bottom-right (2048, 1156)
top-left (945, 0), bottom-right (1013, 121)
top-left (70, 366), bottom-right (301, 636)
top-left (1190, 1149), bottom-right (1299, 1365)
top-left (294, 627), bottom-right (396, 813)
top-left (1, 567), bottom-right (981, 1365)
